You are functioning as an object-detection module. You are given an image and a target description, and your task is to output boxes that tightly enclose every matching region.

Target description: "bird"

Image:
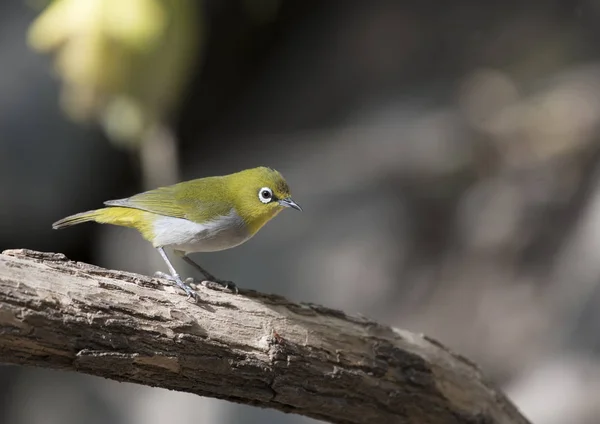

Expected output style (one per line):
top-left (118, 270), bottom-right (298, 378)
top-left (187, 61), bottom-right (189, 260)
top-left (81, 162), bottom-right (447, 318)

top-left (52, 166), bottom-right (302, 300)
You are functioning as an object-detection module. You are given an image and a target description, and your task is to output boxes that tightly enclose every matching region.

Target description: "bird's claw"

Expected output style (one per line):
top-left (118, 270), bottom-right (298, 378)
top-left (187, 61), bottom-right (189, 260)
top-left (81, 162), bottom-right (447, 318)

top-left (154, 271), bottom-right (199, 302)
top-left (202, 278), bottom-right (238, 294)
top-left (154, 271), bottom-right (237, 296)
top-left (219, 280), bottom-right (238, 294)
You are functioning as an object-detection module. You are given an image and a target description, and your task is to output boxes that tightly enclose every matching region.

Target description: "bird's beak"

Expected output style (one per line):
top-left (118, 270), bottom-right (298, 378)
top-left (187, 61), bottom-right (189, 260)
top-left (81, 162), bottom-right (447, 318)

top-left (278, 197), bottom-right (303, 211)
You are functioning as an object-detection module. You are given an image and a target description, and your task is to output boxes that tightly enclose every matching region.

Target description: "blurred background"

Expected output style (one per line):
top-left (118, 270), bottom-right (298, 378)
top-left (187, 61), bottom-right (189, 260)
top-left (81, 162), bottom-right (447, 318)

top-left (1, 0), bottom-right (600, 423)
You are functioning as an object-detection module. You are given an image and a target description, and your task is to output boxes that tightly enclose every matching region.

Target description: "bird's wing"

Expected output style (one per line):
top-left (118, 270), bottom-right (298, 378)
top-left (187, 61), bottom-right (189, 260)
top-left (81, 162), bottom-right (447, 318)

top-left (104, 186), bottom-right (188, 218)
top-left (104, 179), bottom-right (232, 222)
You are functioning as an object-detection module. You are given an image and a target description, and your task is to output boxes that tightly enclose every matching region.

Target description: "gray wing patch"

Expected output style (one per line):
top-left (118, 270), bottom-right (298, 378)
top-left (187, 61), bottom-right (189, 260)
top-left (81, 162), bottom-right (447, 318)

top-left (104, 198), bottom-right (130, 207)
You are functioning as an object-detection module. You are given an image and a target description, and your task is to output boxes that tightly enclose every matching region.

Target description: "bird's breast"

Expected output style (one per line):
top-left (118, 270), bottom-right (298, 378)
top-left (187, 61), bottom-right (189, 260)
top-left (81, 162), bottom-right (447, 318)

top-left (151, 209), bottom-right (251, 253)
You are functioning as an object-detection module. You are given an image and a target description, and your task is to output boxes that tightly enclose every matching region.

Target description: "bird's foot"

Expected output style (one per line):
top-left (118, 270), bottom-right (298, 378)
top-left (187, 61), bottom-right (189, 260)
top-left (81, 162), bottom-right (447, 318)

top-left (201, 277), bottom-right (238, 294)
top-left (154, 271), bottom-right (199, 302)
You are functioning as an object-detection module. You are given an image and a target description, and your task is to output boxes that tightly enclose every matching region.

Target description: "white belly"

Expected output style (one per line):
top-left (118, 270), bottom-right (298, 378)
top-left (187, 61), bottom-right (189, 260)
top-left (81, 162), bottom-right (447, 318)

top-left (151, 209), bottom-right (251, 253)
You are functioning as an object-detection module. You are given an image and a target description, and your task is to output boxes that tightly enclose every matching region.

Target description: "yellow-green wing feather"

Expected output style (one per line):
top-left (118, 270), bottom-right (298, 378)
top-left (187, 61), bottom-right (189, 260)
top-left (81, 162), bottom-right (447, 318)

top-left (105, 186), bottom-right (186, 218)
top-left (104, 177), bottom-right (233, 223)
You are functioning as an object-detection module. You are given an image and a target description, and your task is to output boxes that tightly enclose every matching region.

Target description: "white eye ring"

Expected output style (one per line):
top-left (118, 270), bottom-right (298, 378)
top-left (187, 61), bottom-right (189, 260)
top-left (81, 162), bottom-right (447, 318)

top-left (258, 187), bottom-right (273, 204)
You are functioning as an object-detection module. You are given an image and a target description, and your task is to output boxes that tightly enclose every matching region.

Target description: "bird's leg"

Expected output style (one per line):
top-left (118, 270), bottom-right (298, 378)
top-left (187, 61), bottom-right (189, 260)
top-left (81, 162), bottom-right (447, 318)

top-left (176, 251), bottom-right (238, 294)
top-left (155, 247), bottom-right (199, 301)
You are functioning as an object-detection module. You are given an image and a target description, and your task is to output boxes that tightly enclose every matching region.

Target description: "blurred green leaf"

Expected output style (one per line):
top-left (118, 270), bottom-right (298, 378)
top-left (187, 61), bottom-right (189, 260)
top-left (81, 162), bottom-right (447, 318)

top-left (27, 0), bottom-right (202, 148)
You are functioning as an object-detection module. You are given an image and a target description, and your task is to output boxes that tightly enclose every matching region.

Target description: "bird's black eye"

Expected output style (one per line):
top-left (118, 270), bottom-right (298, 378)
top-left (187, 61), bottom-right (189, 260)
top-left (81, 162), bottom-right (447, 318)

top-left (258, 187), bottom-right (273, 204)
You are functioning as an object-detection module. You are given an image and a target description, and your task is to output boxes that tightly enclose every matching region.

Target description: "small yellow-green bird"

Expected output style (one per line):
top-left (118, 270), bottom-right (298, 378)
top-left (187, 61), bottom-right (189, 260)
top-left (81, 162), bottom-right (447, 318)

top-left (52, 167), bottom-right (302, 300)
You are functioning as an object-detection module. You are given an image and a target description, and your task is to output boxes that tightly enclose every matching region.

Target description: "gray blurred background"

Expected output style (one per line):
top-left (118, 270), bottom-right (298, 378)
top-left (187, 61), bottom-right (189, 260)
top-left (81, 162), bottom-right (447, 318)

top-left (1, 0), bottom-right (600, 423)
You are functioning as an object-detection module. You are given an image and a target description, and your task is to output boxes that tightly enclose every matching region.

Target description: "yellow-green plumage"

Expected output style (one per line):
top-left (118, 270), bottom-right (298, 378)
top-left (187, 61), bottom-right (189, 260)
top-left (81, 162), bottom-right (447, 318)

top-left (53, 207), bottom-right (157, 241)
top-left (53, 166), bottom-right (295, 244)
top-left (52, 166), bottom-right (301, 300)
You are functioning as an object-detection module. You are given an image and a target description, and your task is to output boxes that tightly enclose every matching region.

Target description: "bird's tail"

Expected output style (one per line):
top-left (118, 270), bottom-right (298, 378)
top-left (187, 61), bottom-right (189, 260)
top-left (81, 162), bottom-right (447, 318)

top-left (52, 209), bottom-right (106, 229)
top-left (52, 207), bottom-right (147, 230)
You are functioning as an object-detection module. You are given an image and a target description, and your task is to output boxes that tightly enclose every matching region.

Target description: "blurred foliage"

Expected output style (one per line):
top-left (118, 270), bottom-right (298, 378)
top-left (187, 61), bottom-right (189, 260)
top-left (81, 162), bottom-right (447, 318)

top-left (26, 0), bottom-right (201, 149)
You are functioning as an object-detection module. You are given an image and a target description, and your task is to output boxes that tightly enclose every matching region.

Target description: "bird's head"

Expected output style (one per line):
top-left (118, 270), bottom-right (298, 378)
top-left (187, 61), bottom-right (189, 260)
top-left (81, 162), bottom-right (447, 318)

top-left (228, 167), bottom-right (301, 234)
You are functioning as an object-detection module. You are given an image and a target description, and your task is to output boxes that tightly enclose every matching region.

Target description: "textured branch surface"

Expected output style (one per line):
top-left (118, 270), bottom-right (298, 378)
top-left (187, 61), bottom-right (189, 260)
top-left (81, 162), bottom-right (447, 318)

top-left (0, 249), bottom-right (530, 424)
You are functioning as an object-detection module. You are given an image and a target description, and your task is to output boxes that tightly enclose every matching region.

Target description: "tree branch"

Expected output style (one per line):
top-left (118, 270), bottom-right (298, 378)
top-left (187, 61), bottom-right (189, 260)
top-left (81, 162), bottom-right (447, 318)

top-left (0, 249), bottom-right (529, 424)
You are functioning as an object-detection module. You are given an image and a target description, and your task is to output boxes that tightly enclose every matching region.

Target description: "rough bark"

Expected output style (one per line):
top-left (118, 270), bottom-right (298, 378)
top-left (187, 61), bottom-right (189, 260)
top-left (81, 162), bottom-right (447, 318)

top-left (0, 249), bottom-right (530, 424)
